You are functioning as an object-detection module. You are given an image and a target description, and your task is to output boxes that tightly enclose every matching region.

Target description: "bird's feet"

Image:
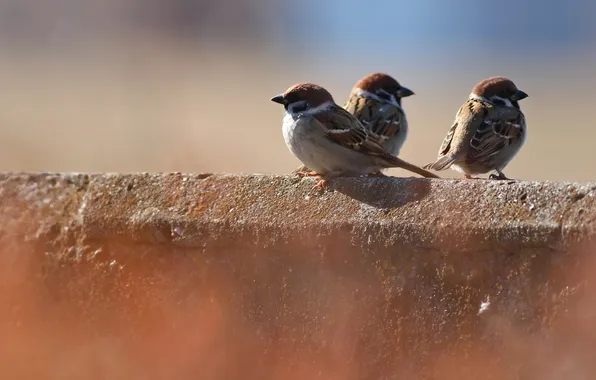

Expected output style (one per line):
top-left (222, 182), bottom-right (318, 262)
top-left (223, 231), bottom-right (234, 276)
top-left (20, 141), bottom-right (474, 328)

top-left (309, 177), bottom-right (329, 194)
top-left (489, 171), bottom-right (511, 180)
top-left (298, 171), bottom-right (319, 178)
top-left (293, 165), bottom-right (317, 177)
top-left (464, 174), bottom-right (480, 179)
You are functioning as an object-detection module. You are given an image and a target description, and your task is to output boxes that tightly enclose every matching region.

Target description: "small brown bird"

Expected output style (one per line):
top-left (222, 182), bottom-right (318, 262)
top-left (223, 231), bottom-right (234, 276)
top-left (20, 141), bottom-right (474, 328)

top-left (424, 77), bottom-right (528, 180)
top-left (344, 72), bottom-right (414, 156)
top-left (293, 73), bottom-right (417, 177)
top-left (271, 83), bottom-right (439, 190)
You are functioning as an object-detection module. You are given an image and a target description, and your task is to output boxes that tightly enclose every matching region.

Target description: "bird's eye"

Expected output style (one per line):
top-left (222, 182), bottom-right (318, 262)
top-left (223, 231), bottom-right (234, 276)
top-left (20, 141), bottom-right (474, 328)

top-left (376, 91), bottom-right (392, 101)
top-left (490, 97), bottom-right (507, 106)
top-left (289, 101), bottom-right (310, 113)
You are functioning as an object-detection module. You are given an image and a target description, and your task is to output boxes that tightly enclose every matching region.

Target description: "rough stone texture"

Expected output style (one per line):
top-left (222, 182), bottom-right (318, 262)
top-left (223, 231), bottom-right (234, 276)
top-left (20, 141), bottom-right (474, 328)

top-left (1, 172), bottom-right (596, 379)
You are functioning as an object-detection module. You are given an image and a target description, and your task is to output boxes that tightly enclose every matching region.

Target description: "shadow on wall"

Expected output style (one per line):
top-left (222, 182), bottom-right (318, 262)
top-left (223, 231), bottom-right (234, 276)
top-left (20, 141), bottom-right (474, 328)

top-left (328, 177), bottom-right (432, 209)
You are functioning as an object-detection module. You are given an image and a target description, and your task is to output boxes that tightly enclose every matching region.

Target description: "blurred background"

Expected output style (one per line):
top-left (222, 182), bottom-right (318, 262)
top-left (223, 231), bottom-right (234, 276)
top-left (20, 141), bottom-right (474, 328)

top-left (0, 0), bottom-right (594, 180)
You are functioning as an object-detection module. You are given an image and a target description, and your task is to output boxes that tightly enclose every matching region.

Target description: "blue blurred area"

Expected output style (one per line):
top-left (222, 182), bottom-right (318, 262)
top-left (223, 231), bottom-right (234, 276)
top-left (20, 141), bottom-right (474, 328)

top-left (276, 0), bottom-right (596, 55)
top-left (0, 0), bottom-right (593, 56)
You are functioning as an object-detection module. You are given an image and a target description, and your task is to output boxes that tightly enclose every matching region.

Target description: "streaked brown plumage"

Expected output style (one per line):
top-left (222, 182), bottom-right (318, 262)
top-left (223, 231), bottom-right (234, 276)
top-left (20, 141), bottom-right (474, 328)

top-left (344, 73), bottom-right (414, 156)
top-left (293, 73), bottom-right (422, 178)
top-left (424, 77), bottom-right (528, 180)
top-left (271, 83), bottom-right (439, 187)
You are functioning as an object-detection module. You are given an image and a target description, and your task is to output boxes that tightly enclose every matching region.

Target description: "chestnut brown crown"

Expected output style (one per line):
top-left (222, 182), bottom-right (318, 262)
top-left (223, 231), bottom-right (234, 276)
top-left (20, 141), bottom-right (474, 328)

top-left (271, 83), bottom-right (335, 109)
top-left (353, 72), bottom-right (414, 100)
top-left (472, 76), bottom-right (528, 101)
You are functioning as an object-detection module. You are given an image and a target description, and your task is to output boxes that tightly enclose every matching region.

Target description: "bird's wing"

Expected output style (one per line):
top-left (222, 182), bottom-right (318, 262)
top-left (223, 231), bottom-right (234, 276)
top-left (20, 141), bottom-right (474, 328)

top-left (439, 99), bottom-right (489, 159)
top-left (424, 99), bottom-right (487, 170)
top-left (312, 104), bottom-right (393, 159)
top-left (345, 96), bottom-right (405, 144)
top-left (314, 104), bottom-right (440, 178)
top-left (467, 104), bottom-right (525, 160)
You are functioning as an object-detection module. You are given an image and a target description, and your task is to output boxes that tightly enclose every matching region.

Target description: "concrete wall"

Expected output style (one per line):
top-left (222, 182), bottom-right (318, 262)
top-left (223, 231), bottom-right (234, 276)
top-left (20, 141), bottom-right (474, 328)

top-left (1, 172), bottom-right (595, 379)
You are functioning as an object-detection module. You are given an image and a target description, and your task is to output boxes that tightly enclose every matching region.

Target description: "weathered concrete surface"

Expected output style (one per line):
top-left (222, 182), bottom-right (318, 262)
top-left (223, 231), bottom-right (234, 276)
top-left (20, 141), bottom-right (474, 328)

top-left (1, 172), bottom-right (596, 379)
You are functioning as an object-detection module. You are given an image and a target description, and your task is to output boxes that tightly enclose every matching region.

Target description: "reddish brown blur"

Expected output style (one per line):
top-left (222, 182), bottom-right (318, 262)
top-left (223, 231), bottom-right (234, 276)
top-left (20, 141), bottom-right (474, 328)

top-left (1, 229), bottom-right (595, 379)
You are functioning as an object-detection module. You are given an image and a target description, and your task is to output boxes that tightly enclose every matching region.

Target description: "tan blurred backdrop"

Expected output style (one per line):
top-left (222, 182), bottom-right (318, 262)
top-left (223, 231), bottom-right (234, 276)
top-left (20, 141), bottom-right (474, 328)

top-left (0, 0), bottom-right (595, 181)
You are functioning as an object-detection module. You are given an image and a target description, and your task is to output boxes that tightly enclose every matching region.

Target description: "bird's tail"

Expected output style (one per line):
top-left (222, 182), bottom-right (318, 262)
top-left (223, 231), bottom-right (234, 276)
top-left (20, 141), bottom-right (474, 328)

top-left (382, 154), bottom-right (441, 179)
top-left (422, 156), bottom-right (455, 171)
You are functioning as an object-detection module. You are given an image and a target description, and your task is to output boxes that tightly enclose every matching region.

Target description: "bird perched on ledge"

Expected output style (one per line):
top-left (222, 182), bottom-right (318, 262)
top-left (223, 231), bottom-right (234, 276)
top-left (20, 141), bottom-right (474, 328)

top-left (271, 83), bottom-right (439, 191)
top-left (292, 73), bottom-right (418, 177)
top-left (424, 76), bottom-right (528, 180)
top-left (344, 72), bottom-right (414, 157)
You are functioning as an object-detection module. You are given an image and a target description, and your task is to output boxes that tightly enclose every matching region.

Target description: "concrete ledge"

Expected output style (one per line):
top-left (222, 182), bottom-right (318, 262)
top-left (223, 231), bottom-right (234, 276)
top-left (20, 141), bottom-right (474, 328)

top-left (1, 172), bottom-right (596, 379)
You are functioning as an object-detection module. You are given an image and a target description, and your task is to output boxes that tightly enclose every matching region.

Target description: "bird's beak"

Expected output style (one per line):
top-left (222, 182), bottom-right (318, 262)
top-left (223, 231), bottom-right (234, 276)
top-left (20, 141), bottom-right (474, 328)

top-left (511, 89), bottom-right (528, 101)
top-left (397, 86), bottom-right (415, 98)
top-left (270, 94), bottom-right (286, 104)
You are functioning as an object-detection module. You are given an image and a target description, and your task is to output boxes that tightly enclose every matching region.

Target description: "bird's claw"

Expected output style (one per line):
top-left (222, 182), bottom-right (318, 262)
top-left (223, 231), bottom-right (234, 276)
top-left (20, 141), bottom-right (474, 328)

top-left (298, 171), bottom-right (319, 178)
top-left (489, 172), bottom-right (511, 181)
top-left (309, 177), bottom-right (328, 194)
top-left (293, 165), bottom-right (318, 178)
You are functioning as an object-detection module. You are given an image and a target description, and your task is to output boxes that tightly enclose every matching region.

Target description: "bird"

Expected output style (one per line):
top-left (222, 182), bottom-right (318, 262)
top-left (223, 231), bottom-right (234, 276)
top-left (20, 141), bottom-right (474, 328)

top-left (271, 83), bottom-right (439, 191)
top-left (344, 72), bottom-right (414, 157)
top-left (423, 76), bottom-right (528, 180)
top-left (293, 73), bottom-right (415, 176)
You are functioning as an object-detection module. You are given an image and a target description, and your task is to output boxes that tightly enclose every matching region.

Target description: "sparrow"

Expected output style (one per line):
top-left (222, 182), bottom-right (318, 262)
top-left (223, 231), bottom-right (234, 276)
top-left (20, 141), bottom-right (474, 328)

top-left (344, 72), bottom-right (414, 157)
top-left (271, 83), bottom-right (439, 190)
top-left (423, 76), bottom-right (528, 180)
top-left (293, 73), bottom-right (414, 176)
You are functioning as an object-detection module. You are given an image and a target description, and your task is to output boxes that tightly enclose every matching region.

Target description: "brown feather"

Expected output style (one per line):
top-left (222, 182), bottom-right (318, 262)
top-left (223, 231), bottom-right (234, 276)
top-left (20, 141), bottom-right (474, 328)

top-left (345, 95), bottom-right (404, 144)
top-left (313, 105), bottom-right (439, 178)
top-left (425, 97), bottom-right (526, 174)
